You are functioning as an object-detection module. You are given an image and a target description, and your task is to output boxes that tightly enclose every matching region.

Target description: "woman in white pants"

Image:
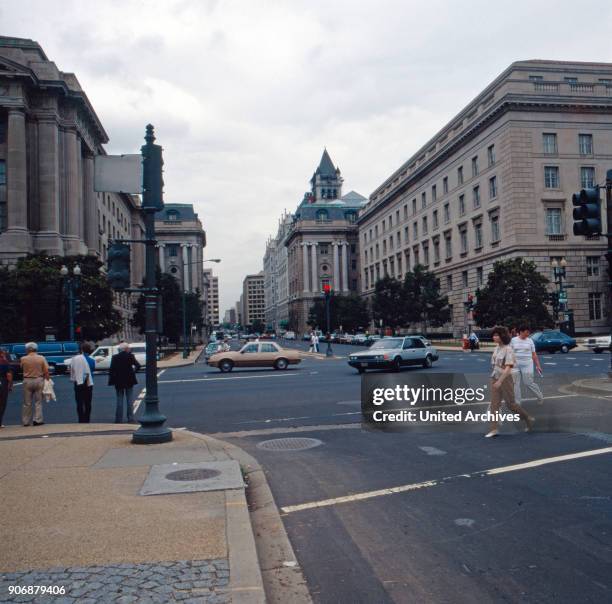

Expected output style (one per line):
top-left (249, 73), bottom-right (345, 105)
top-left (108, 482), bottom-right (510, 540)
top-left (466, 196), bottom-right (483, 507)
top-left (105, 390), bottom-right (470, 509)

top-left (511, 325), bottom-right (544, 404)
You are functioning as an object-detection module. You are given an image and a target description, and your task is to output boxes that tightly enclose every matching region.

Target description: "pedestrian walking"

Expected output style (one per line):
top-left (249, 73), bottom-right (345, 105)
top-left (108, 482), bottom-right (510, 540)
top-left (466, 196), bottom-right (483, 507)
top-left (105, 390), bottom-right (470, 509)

top-left (468, 331), bottom-right (479, 352)
top-left (70, 342), bottom-right (95, 423)
top-left (20, 342), bottom-right (49, 426)
top-left (0, 348), bottom-right (14, 428)
top-left (108, 342), bottom-right (141, 423)
top-left (511, 325), bottom-right (544, 405)
top-left (486, 326), bottom-right (533, 438)
top-left (310, 331), bottom-right (320, 353)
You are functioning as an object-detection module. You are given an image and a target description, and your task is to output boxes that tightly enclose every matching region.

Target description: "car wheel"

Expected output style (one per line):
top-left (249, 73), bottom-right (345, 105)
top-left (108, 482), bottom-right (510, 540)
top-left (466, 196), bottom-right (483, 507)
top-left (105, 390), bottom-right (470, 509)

top-left (274, 358), bottom-right (289, 370)
top-left (560, 345), bottom-right (569, 354)
top-left (219, 360), bottom-right (234, 373)
top-left (393, 357), bottom-right (402, 372)
top-left (594, 348), bottom-right (603, 354)
top-left (423, 354), bottom-right (433, 368)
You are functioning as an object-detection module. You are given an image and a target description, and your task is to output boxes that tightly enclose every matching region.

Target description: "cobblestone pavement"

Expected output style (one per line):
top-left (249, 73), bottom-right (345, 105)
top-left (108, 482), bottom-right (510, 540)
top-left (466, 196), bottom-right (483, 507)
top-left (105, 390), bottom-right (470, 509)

top-left (0, 559), bottom-right (229, 603)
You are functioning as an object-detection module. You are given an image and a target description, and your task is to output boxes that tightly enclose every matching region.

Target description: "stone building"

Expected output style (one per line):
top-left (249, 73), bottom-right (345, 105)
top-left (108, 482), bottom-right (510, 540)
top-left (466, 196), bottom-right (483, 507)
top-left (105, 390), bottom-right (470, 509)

top-left (203, 268), bottom-right (219, 329)
top-left (0, 36), bottom-right (144, 340)
top-left (359, 60), bottom-right (612, 335)
top-left (286, 150), bottom-right (367, 333)
top-left (242, 272), bottom-right (265, 329)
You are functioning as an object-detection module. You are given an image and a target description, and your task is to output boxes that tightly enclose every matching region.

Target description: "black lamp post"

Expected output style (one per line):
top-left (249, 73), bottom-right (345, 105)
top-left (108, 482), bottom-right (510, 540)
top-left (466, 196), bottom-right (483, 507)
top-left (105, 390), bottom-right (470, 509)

top-left (60, 264), bottom-right (81, 341)
top-left (551, 258), bottom-right (568, 330)
top-left (323, 284), bottom-right (333, 357)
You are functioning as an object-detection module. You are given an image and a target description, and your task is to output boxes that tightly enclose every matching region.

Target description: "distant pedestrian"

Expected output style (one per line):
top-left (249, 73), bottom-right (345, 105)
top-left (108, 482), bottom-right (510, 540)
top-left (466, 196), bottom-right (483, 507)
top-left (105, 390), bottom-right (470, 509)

top-left (468, 331), bottom-right (479, 352)
top-left (20, 342), bottom-right (49, 426)
top-left (108, 342), bottom-right (141, 423)
top-left (309, 331), bottom-right (320, 353)
top-left (486, 326), bottom-right (533, 438)
top-left (0, 348), bottom-right (14, 427)
top-left (70, 342), bottom-right (95, 423)
top-left (511, 325), bottom-right (544, 405)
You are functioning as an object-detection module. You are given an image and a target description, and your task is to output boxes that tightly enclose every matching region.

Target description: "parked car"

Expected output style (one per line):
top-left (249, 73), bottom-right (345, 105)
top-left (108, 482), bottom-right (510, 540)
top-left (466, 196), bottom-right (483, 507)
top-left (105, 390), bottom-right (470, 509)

top-left (7, 352), bottom-right (22, 379)
top-left (352, 333), bottom-right (368, 345)
top-left (60, 342), bottom-right (147, 372)
top-left (205, 341), bottom-right (229, 360)
top-left (207, 341), bottom-right (302, 372)
top-left (585, 334), bottom-right (611, 353)
top-left (348, 336), bottom-right (439, 373)
top-left (340, 333), bottom-right (354, 344)
top-left (364, 334), bottom-right (382, 346)
top-left (531, 330), bottom-right (577, 354)
top-left (284, 331), bottom-right (296, 340)
top-left (7, 341), bottom-right (80, 374)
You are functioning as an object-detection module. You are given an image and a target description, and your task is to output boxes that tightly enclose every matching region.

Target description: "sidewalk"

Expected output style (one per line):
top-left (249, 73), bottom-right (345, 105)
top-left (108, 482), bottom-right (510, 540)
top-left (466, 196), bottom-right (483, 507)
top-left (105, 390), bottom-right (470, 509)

top-left (158, 346), bottom-right (203, 369)
top-left (0, 424), bottom-right (265, 604)
top-left (567, 376), bottom-right (612, 397)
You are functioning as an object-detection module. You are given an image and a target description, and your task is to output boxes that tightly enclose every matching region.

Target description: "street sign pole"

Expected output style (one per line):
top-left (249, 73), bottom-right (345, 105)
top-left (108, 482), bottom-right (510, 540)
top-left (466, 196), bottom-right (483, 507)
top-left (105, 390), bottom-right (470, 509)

top-left (606, 170), bottom-right (612, 377)
top-left (132, 125), bottom-right (172, 445)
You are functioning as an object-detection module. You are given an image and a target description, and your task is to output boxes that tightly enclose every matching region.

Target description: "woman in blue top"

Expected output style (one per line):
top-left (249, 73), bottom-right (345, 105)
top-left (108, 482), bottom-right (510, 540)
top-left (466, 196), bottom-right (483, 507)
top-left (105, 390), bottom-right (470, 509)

top-left (69, 342), bottom-right (96, 423)
top-left (0, 348), bottom-right (14, 427)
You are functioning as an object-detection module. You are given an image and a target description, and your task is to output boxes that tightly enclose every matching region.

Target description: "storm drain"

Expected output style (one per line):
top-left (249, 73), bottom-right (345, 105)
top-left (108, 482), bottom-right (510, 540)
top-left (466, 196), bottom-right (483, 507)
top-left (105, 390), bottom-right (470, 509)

top-left (165, 468), bottom-right (221, 481)
top-left (257, 437), bottom-right (323, 451)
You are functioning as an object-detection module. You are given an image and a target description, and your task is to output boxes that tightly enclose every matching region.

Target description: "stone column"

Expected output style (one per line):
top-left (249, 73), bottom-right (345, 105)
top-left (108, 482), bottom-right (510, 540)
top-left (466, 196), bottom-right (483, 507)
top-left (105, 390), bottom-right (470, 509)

top-left (302, 242), bottom-right (310, 293)
top-left (82, 153), bottom-right (98, 255)
top-left (332, 242), bottom-right (340, 291)
top-left (0, 108), bottom-right (32, 254)
top-left (341, 243), bottom-right (349, 292)
top-left (182, 243), bottom-right (190, 291)
top-left (158, 243), bottom-right (165, 272)
top-left (310, 242), bottom-right (318, 293)
top-left (63, 127), bottom-right (81, 254)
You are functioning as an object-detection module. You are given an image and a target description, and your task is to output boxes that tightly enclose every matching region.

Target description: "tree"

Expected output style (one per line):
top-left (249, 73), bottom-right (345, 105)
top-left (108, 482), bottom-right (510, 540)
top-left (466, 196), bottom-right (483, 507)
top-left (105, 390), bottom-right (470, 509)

top-left (0, 253), bottom-right (122, 343)
top-left (473, 258), bottom-right (554, 329)
top-left (251, 319), bottom-right (265, 334)
top-left (307, 292), bottom-right (370, 333)
top-left (403, 265), bottom-right (450, 333)
top-left (371, 276), bottom-right (405, 331)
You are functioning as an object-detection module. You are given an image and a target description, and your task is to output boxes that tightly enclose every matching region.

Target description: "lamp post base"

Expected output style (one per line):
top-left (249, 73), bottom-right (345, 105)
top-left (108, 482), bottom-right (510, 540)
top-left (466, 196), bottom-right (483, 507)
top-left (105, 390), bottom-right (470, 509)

top-left (132, 425), bottom-right (173, 444)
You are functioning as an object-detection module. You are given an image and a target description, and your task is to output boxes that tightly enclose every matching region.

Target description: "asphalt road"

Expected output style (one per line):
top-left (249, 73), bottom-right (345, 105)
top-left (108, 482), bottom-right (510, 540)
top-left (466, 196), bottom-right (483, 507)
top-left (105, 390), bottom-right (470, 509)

top-left (3, 346), bottom-right (611, 603)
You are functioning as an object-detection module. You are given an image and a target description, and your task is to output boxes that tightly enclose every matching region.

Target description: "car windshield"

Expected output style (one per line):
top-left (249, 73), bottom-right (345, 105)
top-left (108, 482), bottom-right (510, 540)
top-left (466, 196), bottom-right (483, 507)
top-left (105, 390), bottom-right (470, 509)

top-left (531, 332), bottom-right (543, 340)
top-left (370, 338), bottom-right (403, 350)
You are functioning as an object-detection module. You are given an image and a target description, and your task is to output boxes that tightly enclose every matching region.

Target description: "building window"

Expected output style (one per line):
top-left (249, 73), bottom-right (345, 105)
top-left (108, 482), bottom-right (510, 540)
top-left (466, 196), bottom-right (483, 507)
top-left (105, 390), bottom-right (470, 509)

top-left (489, 176), bottom-right (497, 199)
top-left (412, 198), bottom-right (417, 215)
top-left (433, 239), bottom-right (440, 263)
top-left (0, 160), bottom-right (6, 232)
top-left (404, 226), bottom-right (409, 243)
top-left (586, 256), bottom-right (600, 277)
top-left (443, 177), bottom-right (448, 194)
top-left (446, 275), bottom-right (452, 290)
top-left (477, 267), bottom-right (484, 286)
top-left (474, 223), bottom-right (483, 249)
top-left (545, 208), bottom-right (562, 235)
top-left (490, 215), bottom-right (500, 243)
top-left (375, 225), bottom-right (379, 237)
top-left (413, 246), bottom-right (420, 266)
top-left (375, 244), bottom-right (379, 259)
top-left (443, 203), bottom-right (450, 223)
top-left (169, 245), bottom-right (178, 257)
top-left (462, 270), bottom-right (468, 288)
top-left (423, 243), bottom-right (429, 266)
top-left (413, 222), bottom-right (418, 238)
top-left (403, 204), bottom-right (408, 219)
top-left (457, 165), bottom-right (464, 185)
top-left (544, 166), bottom-right (560, 188)
top-left (471, 156), bottom-right (479, 177)
top-left (445, 235), bottom-right (452, 259)
top-left (487, 144), bottom-right (495, 166)
top-left (421, 192), bottom-right (427, 208)
top-left (345, 211), bottom-right (357, 223)
top-left (389, 236), bottom-right (394, 251)
top-left (432, 185), bottom-right (437, 202)
top-left (316, 209), bottom-right (329, 222)
top-left (382, 219), bottom-right (386, 232)
top-left (422, 216), bottom-right (428, 234)
top-left (529, 75), bottom-right (543, 81)
top-left (589, 293), bottom-right (603, 321)
top-left (579, 134), bottom-right (593, 155)
top-left (459, 194), bottom-right (465, 216)
top-left (395, 210), bottom-right (400, 224)
top-left (473, 186), bottom-right (480, 209)
top-left (580, 167), bottom-right (595, 189)
top-left (383, 240), bottom-right (387, 254)
top-left (543, 133), bottom-right (558, 155)
top-left (433, 210), bottom-right (439, 229)
top-left (319, 244), bottom-right (329, 255)
top-left (459, 227), bottom-right (468, 254)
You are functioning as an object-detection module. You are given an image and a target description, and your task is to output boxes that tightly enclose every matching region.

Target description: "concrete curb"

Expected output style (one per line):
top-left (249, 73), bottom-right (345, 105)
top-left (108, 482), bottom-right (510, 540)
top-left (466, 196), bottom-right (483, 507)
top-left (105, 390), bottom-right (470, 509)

top-left (158, 349), bottom-right (203, 369)
top-left (564, 378), bottom-right (612, 398)
top-left (183, 430), bottom-right (312, 604)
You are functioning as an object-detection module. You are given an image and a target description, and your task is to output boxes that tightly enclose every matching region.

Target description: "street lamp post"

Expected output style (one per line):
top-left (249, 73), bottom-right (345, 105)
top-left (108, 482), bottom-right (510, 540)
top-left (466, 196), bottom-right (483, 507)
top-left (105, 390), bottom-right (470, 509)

top-left (551, 258), bottom-right (573, 334)
top-left (60, 264), bottom-right (81, 341)
top-left (323, 284), bottom-right (333, 357)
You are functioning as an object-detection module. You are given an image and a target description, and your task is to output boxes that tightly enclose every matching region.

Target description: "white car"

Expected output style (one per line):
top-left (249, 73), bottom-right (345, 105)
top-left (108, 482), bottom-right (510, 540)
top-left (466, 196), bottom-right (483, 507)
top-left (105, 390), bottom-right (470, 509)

top-left (585, 335), bottom-right (611, 353)
top-left (61, 343), bottom-right (147, 371)
top-left (284, 331), bottom-right (296, 340)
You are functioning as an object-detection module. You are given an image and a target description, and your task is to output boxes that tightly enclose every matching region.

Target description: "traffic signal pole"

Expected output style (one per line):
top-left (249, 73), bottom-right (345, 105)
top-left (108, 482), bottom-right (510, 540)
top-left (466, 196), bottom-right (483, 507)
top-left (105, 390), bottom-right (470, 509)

top-left (606, 170), bottom-right (612, 377)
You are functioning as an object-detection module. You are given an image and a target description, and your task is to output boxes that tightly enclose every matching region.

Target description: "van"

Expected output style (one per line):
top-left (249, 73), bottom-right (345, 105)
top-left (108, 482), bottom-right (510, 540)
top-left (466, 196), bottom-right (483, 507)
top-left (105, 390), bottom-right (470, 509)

top-left (60, 343), bottom-right (146, 372)
top-left (5, 341), bottom-right (80, 373)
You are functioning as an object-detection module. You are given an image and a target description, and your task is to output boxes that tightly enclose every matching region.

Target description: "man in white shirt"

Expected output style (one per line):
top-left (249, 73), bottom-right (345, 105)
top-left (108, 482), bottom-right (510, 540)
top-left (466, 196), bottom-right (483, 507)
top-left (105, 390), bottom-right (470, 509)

top-left (511, 325), bottom-right (544, 404)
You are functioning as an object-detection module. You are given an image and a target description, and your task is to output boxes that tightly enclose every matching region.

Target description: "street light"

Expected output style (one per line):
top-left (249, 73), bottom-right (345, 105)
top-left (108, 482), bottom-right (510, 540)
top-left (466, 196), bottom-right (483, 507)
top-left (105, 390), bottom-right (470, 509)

top-left (323, 284), bottom-right (333, 357)
top-left (551, 258), bottom-right (573, 334)
top-left (60, 264), bottom-right (81, 341)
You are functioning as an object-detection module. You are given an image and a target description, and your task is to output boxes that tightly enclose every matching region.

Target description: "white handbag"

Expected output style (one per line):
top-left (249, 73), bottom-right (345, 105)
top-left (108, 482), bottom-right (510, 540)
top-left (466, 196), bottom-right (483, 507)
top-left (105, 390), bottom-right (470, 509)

top-left (42, 378), bottom-right (56, 402)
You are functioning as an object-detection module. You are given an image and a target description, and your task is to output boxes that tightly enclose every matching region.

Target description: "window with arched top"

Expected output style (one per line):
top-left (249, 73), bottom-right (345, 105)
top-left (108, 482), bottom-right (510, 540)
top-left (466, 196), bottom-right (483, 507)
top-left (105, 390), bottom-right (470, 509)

top-left (166, 210), bottom-right (179, 221)
top-left (316, 209), bottom-right (329, 222)
top-left (345, 211), bottom-right (357, 223)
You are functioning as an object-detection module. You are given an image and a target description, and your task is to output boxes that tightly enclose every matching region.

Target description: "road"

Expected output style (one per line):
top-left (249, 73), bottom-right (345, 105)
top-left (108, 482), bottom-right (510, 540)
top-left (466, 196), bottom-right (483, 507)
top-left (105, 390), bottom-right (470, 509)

top-left (3, 345), bottom-right (611, 603)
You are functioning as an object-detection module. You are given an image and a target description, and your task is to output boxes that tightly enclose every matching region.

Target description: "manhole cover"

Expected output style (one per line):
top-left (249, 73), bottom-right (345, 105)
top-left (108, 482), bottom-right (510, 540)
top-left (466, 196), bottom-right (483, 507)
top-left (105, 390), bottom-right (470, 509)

top-left (165, 468), bottom-right (221, 481)
top-left (257, 437), bottom-right (323, 451)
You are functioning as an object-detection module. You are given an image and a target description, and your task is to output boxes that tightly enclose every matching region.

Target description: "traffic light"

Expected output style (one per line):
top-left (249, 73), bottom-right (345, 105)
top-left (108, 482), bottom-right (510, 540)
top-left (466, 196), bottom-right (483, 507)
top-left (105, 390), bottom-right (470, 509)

top-left (107, 242), bottom-right (131, 290)
top-left (548, 291), bottom-right (559, 309)
top-left (142, 142), bottom-right (164, 210)
top-left (73, 297), bottom-right (81, 315)
top-left (323, 284), bottom-right (332, 295)
top-left (572, 188), bottom-right (602, 236)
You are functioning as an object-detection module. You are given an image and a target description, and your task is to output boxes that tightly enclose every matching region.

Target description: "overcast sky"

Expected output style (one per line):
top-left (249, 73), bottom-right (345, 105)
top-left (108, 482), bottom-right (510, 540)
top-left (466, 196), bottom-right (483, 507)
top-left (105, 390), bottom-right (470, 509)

top-left (3, 0), bottom-right (612, 313)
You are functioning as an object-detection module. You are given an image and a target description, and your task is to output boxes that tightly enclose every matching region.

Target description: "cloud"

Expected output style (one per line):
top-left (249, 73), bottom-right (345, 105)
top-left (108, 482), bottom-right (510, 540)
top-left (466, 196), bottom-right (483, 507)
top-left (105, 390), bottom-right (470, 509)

top-left (2, 0), bottom-right (612, 312)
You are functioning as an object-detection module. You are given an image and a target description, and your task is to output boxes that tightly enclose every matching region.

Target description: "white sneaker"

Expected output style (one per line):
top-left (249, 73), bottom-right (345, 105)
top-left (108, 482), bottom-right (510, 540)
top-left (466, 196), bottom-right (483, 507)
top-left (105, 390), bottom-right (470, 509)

top-left (484, 429), bottom-right (499, 438)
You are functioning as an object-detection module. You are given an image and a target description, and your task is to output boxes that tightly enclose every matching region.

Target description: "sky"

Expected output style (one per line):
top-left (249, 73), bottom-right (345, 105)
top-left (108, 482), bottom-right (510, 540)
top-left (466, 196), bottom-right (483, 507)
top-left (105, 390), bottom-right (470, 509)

top-left (3, 0), bottom-right (612, 313)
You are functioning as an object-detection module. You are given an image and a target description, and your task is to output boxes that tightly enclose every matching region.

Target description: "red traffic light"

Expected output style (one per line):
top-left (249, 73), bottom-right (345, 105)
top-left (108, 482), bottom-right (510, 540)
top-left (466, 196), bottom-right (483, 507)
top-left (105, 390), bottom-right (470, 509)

top-left (323, 284), bottom-right (332, 294)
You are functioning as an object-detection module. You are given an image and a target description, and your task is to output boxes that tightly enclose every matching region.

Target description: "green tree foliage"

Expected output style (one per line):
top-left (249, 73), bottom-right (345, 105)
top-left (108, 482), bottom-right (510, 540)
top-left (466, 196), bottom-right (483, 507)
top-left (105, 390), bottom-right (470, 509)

top-left (0, 253), bottom-right (122, 343)
top-left (473, 258), bottom-right (554, 329)
top-left (371, 276), bottom-right (405, 330)
top-left (403, 265), bottom-right (450, 332)
top-left (307, 292), bottom-right (370, 333)
top-left (250, 319), bottom-right (265, 334)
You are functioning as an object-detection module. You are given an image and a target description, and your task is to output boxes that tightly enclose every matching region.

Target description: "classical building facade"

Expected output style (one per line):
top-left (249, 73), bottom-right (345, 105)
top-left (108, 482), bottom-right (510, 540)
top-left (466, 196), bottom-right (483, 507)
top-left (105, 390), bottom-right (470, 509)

top-left (359, 60), bottom-right (612, 335)
top-left (0, 36), bottom-right (144, 341)
top-left (203, 268), bottom-right (220, 328)
top-left (155, 203), bottom-right (206, 294)
top-left (242, 272), bottom-right (265, 328)
top-left (286, 150), bottom-right (367, 333)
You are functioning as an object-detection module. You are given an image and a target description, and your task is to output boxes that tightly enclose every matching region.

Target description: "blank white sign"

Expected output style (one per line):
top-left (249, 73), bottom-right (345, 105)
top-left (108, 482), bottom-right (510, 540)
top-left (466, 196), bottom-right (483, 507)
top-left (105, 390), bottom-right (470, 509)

top-left (94, 154), bottom-right (142, 193)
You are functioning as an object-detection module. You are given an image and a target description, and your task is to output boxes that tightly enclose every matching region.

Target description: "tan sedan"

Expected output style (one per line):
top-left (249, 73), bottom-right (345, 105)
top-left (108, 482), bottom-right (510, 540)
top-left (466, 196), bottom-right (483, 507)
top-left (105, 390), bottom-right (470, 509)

top-left (207, 341), bottom-right (302, 372)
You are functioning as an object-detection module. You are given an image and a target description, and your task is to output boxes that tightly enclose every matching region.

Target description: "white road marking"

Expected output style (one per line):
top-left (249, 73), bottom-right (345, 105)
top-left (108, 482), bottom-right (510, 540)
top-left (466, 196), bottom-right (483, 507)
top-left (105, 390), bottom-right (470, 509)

top-left (454, 518), bottom-right (475, 528)
top-left (159, 373), bottom-right (297, 384)
top-left (133, 369), bottom-right (165, 413)
top-left (419, 446), bottom-right (447, 456)
top-left (592, 359), bottom-right (605, 362)
top-left (543, 362), bottom-right (557, 366)
top-left (280, 446), bottom-right (612, 514)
